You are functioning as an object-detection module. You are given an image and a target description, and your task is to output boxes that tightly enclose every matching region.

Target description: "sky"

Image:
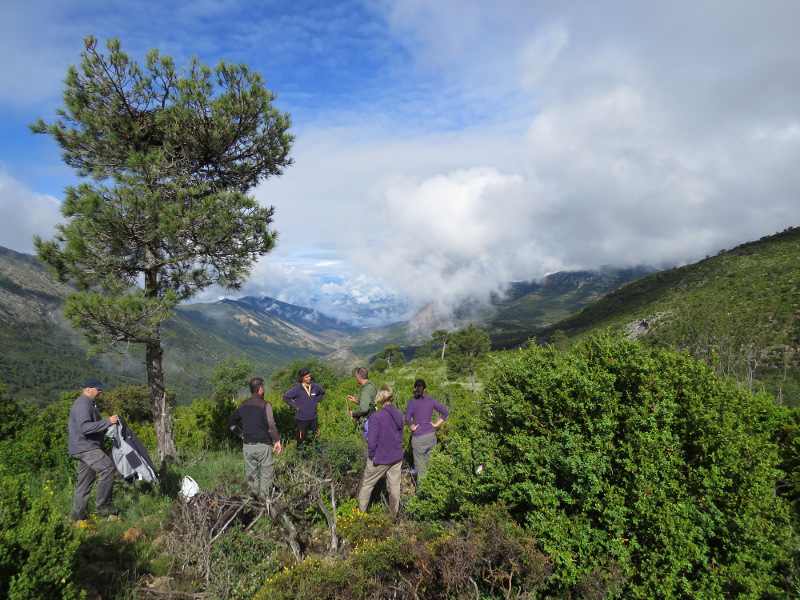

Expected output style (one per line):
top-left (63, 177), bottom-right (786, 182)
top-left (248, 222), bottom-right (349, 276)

top-left (1, 0), bottom-right (799, 327)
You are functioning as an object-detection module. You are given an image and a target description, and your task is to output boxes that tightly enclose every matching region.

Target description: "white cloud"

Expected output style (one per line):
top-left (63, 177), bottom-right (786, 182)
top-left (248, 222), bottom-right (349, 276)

top-left (3, 0), bottom-right (800, 326)
top-left (0, 166), bottom-right (62, 253)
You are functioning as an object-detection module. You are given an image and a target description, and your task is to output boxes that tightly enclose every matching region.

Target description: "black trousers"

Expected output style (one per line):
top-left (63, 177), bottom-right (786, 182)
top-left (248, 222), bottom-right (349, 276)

top-left (295, 418), bottom-right (320, 450)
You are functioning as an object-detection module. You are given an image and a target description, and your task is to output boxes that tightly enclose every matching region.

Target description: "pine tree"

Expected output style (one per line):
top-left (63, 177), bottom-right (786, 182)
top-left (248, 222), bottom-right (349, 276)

top-left (446, 324), bottom-right (491, 393)
top-left (32, 37), bottom-right (293, 460)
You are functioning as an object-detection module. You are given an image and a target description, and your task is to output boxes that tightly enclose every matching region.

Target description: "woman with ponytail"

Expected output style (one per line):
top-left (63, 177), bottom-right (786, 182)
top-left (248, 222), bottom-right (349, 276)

top-left (404, 379), bottom-right (449, 483)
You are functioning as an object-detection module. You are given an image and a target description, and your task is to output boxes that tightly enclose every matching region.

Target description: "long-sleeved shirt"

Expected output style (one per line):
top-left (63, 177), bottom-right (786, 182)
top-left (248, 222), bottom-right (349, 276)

top-left (228, 393), bottom-right (280, 444)
top-left (283, 382), bottom-right (326, 421)
top-left (352, 381), bottom-right (378, 419)
top-left (368, 403), bottom-right (404, 465)
top-left (405, 395), bottom-right (450, 437)
top-left (68, 393), bottom-right (112, 455)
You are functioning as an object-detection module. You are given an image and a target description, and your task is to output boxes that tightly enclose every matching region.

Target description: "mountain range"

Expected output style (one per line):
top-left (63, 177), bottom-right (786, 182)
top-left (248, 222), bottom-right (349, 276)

top-left (4, 226), bottom-right (797, 407)
top-left (0, 245), bottom-right (647, 405)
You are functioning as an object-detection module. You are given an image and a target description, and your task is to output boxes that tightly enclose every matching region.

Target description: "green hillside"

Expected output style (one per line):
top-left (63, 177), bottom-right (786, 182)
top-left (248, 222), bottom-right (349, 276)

top-left (535, 226), bottom-right (800, 406)
top-left (4, 231), bottom-right (800, 599)
top-left (0, 247), bottom-right (343, 405)
top-left (486, 267), bottom-right (655, 348)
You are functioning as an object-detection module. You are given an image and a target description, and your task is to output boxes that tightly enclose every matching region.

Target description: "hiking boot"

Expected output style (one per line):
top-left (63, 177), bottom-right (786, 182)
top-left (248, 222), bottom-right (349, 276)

top-left (96, 504), bottom-right (119, 517)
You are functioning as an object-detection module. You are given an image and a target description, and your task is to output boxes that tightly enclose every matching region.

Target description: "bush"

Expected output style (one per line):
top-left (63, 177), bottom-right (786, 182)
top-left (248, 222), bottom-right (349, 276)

top-left (0, 468), bottom-right (85, 600)
top-left (1, 393), bottom-right (74, 477)
top-left (474, 333), bottom-right (796, 598)
top-left (257, 505), bottom-right (552, 600)
top-left (0, 382), bottom-right (26, 442)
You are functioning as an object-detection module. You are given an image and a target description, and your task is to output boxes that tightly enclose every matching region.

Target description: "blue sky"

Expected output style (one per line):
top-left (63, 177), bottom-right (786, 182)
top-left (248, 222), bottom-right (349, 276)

top-left (2, 1), bottom-right (800, 326)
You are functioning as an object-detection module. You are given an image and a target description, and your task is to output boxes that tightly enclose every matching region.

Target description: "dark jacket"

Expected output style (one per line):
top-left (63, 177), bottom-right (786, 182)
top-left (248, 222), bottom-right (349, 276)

top-left (68, 393), bottom-right (112, 455)
top-left (228, 393), bottom-right (280, 444)
top-left (368, 404), bottom-right (404, 465)
top-left (106, 415), bottom-right (158, 483)
top-left (283, 382), bottom-right (326, 421)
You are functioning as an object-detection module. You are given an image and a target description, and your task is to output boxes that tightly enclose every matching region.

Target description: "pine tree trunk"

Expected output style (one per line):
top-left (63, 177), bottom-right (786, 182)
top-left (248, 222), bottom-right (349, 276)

top-left (146, 338), bottom-right (179, 461)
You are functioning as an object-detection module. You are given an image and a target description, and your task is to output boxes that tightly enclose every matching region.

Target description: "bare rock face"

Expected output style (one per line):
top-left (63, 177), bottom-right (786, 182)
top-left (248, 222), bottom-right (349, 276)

top-left (0, 248), bottom-right (73, 324)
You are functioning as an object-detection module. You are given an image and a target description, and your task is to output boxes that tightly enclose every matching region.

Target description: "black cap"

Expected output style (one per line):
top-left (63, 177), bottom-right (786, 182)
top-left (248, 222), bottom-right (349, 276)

top-left (82, 378), bottom-right (107, 391)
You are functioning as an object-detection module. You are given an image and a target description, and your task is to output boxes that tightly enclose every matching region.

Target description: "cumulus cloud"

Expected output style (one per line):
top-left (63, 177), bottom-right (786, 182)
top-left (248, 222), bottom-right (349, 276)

top-left (0, 166), bottom-right (62, 253)
top-left (3, 0), bottom-right (800, 327)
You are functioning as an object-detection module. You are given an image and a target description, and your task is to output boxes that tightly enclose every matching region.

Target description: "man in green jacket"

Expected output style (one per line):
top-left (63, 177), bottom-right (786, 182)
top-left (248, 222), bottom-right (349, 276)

top-left (348, 367), bottom-right (378, 443)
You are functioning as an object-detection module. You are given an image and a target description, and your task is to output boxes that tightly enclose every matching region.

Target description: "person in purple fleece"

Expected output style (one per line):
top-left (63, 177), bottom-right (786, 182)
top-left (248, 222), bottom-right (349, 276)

top-left (282, 368), bottom-right (326, 452)
top-left (404, 379), bottom-right (449, 483)
top-left (358, 386), bottom-right (404, 517)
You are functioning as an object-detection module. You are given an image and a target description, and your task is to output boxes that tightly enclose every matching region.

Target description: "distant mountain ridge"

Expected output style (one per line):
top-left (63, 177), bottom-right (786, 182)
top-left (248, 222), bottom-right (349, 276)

top-left (0, 244), bottom-right (671, 404)
top-left (233, 296), bottom-right (358, 336)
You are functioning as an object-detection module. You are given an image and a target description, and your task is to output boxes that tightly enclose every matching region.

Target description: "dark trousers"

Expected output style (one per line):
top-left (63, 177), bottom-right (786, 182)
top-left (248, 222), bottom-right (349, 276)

top-left (295, 418), bottom-right (320, 450)
top-left (71, 448), bottom-right (115, 520)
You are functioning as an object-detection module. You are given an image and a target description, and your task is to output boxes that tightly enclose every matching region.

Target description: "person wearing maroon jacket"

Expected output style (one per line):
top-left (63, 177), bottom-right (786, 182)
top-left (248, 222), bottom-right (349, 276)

top-left (358, 386), bottom-right (404, 518)
top-left (228, 377), bottom-right (282, 497)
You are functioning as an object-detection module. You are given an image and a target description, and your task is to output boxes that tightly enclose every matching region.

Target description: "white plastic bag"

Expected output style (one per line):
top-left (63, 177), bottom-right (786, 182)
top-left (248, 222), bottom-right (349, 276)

top-left (178, 475), bottom-right (201, 501)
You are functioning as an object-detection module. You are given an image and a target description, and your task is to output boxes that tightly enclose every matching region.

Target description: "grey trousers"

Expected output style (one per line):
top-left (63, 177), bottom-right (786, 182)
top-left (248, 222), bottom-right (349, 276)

top-left (411, 432), bottom-right (438, 482)
top-left (71, 448), bottom-right (115, 520)
top-left (243, 443), bottom-right (275, 496)
top-left (358, 459), bottom-right (402, 517)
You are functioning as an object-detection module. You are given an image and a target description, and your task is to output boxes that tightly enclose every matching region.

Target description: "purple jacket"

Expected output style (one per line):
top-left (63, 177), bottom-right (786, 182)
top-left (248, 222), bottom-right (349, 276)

top-left (405, 395), bottom-right (449, 437)
top-left (283, 382), bottom-right (326, 421)
top-left (368, 404), bottom-right (404, 465)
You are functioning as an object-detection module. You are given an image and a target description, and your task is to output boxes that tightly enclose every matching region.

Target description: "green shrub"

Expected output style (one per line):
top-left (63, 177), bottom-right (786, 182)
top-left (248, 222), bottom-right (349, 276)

top-left (0, 468), bottom-right (85, 600)
top-left (0, 382), bottom-right (26, 442)
top-left (337, 506), bottom-right (394, 546)
top-left (204, 525), bottom-right (280, 599)
top-left (1, 393), bottom-right (74, 477)
top-left (171, 401), bottom-right (214, 453)
top-left (475, 333), bottom-right (796, 598)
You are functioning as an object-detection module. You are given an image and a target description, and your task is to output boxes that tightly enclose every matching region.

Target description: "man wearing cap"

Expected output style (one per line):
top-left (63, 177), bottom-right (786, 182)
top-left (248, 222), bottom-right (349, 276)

top-left (68, 378), bottom-right (119, 520)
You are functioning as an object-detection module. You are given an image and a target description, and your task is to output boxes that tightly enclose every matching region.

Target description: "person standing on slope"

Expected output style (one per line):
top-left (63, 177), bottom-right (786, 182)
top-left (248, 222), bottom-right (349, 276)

top-left (404, 378), bottom-right (449, 483)
top-left (283, 368), bottom-right (326, 452)
top-left (348, 366), bottom-right (378, 444)
top-left (228, 377), bottom-right (282, 497)
top-left (358, 386), bottom-right (404, 518)
top-left (68, 378), bottom-right (119, 520)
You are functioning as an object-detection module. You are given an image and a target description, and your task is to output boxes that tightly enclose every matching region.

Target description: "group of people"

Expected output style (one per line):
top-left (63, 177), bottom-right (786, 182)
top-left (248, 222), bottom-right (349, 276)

top-left (356, 378), bottom-right (449, 517)
top-left (68, 367), bottom-right (448, 521)
top-left (228, 367), bottom-right (450, 517)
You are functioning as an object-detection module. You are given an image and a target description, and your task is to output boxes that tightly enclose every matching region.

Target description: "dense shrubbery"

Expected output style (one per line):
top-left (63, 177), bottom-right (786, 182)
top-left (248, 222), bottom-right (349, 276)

top-left (2, 333), bottom-right (800, 599)
top-left (258, 504), bottom-right (553, 600)
top-left (0, 468), bottom-right (85, 600)
top-left (0, 390), bottom-right (74, 477)
top-left (411, 333), bottom-right (800, 597)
